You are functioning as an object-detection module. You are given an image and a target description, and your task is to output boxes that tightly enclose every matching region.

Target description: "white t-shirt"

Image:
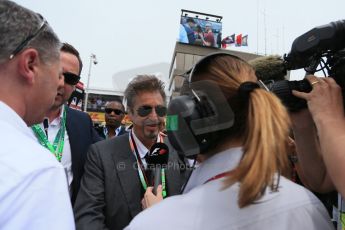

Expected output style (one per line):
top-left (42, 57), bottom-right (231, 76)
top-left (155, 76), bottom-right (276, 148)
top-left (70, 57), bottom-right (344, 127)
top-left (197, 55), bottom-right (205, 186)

top-left (0, 102), bottom-right (74, 230)
top-left (126, 147), bottom-right (334, 230)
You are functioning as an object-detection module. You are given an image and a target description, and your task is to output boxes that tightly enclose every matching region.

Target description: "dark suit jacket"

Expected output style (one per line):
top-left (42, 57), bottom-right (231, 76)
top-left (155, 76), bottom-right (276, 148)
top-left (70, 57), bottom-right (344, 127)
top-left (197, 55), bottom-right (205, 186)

top-left (95, 125), bottom-right (127, 139)
top-left (65, 107), bottom-right (103, 205)
top-left (74, 133), bottom-right (185, 230)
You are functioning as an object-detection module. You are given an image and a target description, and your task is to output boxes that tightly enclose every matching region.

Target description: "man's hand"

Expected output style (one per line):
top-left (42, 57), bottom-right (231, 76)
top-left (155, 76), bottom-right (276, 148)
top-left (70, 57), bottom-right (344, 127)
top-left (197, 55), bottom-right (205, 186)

top-left (141, 185), bottom-right (163, 210)
top-left (291, 75), bottom-right (342, 193)
top-left (292, 76), bottom-right (344, 125)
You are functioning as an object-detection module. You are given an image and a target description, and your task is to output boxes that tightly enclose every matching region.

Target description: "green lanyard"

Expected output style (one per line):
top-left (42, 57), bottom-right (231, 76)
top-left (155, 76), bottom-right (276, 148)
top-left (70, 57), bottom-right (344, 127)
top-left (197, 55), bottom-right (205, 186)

top-left (129, 131), bottom-right (167, 198)
top-left (32, 106), bottom-right (67, 162)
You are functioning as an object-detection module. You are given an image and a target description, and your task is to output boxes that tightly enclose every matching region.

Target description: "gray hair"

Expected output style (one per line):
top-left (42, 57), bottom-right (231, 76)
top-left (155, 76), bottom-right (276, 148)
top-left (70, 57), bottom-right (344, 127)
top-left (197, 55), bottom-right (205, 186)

top-left (0, 0), bottom-right (61, 64)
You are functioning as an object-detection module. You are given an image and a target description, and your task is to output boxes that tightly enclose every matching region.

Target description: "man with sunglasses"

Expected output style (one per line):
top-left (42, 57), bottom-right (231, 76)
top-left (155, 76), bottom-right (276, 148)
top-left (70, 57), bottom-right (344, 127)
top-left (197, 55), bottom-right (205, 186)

top-left (96, 100), bottom-right (127, 139)
top-left (74, 75), bottom-right (185, 230)
top-left (31, 43), bottom-right (102, 205)
top-left (0, 1), bottom-right (75, 229)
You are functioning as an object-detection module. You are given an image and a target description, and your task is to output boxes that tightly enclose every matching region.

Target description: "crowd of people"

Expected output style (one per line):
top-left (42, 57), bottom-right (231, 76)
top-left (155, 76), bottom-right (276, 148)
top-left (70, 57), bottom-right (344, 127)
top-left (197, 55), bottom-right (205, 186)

top-left (1, 1), bottom-right (345, 230)
top-left (180, 17), bottom-right (217, 47)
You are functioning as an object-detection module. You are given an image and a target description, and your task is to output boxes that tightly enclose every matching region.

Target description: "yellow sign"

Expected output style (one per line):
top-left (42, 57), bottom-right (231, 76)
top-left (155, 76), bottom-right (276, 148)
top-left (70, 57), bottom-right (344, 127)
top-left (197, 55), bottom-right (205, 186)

top-left (88, 112), bottom-right (132, 127)
top-left (88, 112), bottom-right (105, 123)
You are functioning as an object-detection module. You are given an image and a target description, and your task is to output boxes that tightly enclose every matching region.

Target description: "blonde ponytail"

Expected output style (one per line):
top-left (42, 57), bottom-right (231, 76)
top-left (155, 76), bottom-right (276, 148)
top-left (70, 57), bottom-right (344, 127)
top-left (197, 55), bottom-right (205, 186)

top-left (223, 89), bottom-right (291, 208)
top-left (190, 54), bottom-right (291, 208)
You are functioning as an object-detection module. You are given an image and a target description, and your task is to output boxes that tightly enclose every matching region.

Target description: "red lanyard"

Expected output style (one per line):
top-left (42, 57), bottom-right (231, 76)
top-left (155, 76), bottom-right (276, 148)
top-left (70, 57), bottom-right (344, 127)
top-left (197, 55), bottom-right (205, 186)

top-left (204, 171), bottom-right (233, 184)
top-left (129, 131), bottom-right (165, 195)
top-left (129, 131), bottom-right (149, 185)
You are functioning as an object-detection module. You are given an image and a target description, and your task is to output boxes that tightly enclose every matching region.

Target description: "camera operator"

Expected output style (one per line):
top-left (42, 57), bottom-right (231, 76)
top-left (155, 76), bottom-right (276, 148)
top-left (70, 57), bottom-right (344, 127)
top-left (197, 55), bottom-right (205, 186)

top-left (292, 75), bottom-right (345, 227)
top-left (125, 53), bottom-right (333, 230)
top-left (289, 83), bottom-right (336, 193)
top-left (293, 77), bottom-right (344, 179)
top-left (249, 55), bottom-right (308, 184)
top-left (249, 55), bottom-right (340, 221)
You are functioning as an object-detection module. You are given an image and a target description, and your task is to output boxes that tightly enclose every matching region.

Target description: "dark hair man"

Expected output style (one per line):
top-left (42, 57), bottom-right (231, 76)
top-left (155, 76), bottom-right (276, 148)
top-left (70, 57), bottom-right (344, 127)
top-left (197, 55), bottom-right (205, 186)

top-left (0, 1), bottom-right (74, 229)
top-left (74, 75), bottom-right (185, 230)
top-left (31, 42), bottom-right (102, 205)
top-left (183, 17), bottom-right (196, 44)
top-left (202, 22), bottom-right (215, 47)
top-left (96, 100), bottom-right (127, 138)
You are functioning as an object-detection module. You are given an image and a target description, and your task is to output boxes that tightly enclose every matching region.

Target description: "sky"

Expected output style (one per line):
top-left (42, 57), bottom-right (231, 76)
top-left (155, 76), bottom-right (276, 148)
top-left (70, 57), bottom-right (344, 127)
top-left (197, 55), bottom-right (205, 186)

top-left (16, 0), bottom-right (345, 90)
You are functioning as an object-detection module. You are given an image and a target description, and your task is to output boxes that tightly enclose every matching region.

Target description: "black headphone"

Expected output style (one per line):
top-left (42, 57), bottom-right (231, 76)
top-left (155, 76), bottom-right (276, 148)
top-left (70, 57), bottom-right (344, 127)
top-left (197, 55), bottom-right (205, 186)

top-left (166, 52), bottom-right (244, 158)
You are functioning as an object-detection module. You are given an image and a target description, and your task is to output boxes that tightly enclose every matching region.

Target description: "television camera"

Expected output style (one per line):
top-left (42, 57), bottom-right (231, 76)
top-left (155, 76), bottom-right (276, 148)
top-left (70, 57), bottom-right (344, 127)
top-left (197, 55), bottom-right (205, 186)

top-left (267, 20), bottom-right (345, 111)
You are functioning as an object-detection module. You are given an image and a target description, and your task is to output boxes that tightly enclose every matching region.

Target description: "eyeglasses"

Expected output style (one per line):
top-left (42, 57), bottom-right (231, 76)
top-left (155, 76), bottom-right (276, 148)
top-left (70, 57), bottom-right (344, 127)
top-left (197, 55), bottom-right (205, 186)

top-left (105, 108), bottom-right (124, 115)
top-left (9, 14), bottom-right (48, 60)
top-left (63, 72), bottom-right (80, 85)
top-left (137, 105), bottom-right (167, 117)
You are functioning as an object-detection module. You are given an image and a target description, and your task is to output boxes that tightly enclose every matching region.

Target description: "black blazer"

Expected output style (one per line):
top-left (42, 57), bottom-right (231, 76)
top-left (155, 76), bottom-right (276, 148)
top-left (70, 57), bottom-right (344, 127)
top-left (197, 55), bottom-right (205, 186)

top-left (74, 133), bottom-right (185, 230)
top-left (95, 125), bottom-right (127, 139)
top-left (65, 107), bottom-right (103, 205)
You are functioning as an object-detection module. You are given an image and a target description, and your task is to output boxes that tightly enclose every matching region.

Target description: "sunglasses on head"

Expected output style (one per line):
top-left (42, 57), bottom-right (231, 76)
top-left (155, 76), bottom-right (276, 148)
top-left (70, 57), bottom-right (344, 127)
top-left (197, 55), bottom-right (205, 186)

top-left (137, 105), bottom-right (167, 117)
top-left (9, 14), bottom-right (48, 60)
top-left (63, 72), bottom-right (80, 85)
top-left (105, 108), bottom-right (124, 115)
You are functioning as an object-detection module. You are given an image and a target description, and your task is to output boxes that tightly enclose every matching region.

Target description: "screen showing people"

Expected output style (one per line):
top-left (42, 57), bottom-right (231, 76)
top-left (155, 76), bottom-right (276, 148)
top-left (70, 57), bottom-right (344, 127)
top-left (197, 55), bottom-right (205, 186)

top-left (179, 15), bottom-right (222, 48)
top-left (68, 82), bottom-right (85, 111)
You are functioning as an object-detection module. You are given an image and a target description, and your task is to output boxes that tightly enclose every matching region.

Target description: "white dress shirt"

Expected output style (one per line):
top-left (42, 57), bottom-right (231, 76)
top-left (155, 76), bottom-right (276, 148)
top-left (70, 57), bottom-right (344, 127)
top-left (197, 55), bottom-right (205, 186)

top-left (0, 102), bottom-right (74, 230)
top-left (40, 106), bottom-right (73, 191)
top-left (103, 126), bottom-right (123, 138)
top-left (126, 147), bottom-right (334, 230)
top-left (131, 130), bottom-right (150, 168)
top-left (131, 130), bottom-right (162, 169)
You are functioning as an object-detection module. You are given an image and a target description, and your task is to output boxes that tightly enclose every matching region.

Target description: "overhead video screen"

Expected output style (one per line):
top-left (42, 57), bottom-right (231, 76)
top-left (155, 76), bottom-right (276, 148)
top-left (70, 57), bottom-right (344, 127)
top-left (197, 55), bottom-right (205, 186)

top-left (178, 11), bottom-right (222, 48)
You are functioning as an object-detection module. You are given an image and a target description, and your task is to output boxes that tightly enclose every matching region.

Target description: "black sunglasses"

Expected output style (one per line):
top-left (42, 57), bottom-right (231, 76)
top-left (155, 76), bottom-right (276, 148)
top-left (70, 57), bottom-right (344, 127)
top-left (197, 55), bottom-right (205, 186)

top-left (137, 105), bottom-right (167, 117)
top-left (105, 108), bottom-right (124, 115)
top-left (9, 14), bottom-right (48, 60)
top-left (63, 72), bottom-right (80, 85)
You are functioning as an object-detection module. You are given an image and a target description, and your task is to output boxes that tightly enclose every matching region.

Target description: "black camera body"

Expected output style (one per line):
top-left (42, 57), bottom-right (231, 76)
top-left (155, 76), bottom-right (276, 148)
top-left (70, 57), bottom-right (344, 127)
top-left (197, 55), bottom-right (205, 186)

top-left (267, 20), bottom-right (345, 111)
